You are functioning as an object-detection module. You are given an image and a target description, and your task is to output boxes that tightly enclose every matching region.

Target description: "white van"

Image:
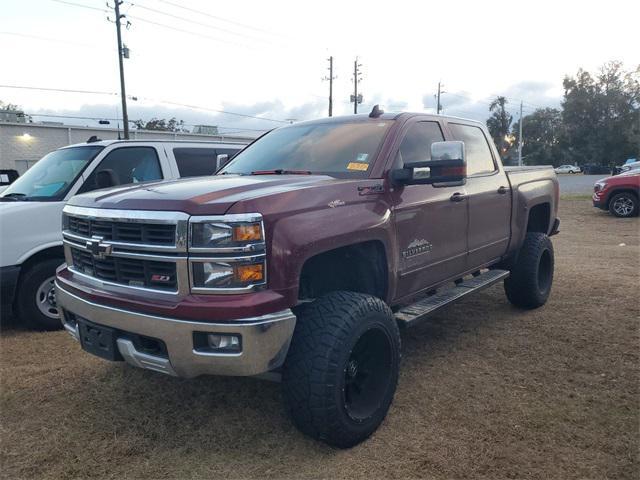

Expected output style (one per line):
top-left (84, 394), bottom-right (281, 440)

top-left (0, 138), bottom-right (247, 329)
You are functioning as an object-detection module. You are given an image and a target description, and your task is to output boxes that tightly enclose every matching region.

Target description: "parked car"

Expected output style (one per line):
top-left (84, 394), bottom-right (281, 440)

top-left (593, 170), bottom-right (640, 217)
top-left (582, 164), bottom-right (611, 175)
top-left (0, 139), bottom-right (246, 329)
top-left (554, 164), bottom-right (582, 174)
top-left (55, 108), bottom-right (559, 448)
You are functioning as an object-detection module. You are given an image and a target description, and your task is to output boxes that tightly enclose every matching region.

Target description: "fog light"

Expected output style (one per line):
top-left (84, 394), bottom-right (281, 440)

top-left (193, 332), bottom-right (242, 354)
top-left (207, 334), bottom-right (240, 350)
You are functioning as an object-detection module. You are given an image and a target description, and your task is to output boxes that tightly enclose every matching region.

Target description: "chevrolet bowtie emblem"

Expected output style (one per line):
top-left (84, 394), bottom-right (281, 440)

top-left (86, 236), bottom-right (112, 259)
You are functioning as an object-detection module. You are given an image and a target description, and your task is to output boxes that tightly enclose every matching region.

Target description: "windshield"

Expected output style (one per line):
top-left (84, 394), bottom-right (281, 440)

top-left (219, 120), bottom-right (394, 178)
top-left (1, 146), bottom-right (104, 201)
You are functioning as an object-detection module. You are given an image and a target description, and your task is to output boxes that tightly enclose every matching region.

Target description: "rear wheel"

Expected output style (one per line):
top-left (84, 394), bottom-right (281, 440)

top-left (283, 291), bottom-right (400, 448)
top-left (504, 232), bottom-right (554, 309)
top-left (15, 258), bottom-right (64, 330)
top-left (608, 192), bottom-right (638, 218)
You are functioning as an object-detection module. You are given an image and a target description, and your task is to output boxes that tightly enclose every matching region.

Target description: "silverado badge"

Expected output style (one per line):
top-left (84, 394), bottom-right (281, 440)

top-left (402, 239), bottom-right (433, 258)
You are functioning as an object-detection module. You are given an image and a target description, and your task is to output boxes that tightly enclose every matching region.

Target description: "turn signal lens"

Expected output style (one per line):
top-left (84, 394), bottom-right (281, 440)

top-left (233, 224), bottom-right (262, 242)
top-left (234, 263), bottom-right (264, 283)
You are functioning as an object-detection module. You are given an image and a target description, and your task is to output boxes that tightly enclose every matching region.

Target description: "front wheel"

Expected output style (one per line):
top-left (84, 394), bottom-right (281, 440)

top-left (609, 192), bottom-right (639, 218)
top-left (15, 258), bottom-right (64, 330)
top-left (504, 232), bottom-right (554, 309)
top-left (283, 291), bottom-right (400, 448)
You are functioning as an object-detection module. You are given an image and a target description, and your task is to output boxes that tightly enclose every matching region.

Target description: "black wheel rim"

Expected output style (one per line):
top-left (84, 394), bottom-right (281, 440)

top-left (537, 249), bottom-right (552, 293)
top-left (343, 327), bottom-right (393, 422)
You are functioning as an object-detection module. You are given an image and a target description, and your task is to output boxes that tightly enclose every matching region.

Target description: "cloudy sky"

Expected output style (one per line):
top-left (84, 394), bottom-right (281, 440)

top-left (1, 0), bottom-right (638, 135)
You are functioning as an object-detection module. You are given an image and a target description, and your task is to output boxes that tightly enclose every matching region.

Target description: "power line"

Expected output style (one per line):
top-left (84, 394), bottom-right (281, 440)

top-left (126, 2), bottom-right (271, 45)
top-left (0, 84), bottom-right (118, 96)
top-left (155, 0), bottom-right (284, 38)
top-left (126, 14), bottom-right (252, 49)
top-left (24, 112), bottom-right (269, 131)
top-left (0, 84), bottom-right (289, 124)
top-left (49, 0), bottom-right (107, 13)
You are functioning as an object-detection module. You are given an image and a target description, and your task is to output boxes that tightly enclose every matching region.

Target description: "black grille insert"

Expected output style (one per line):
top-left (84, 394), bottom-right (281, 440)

top-left (70, 247), bottom-right (177, 291)
top-left (67, 216), bottom-right (176, 245)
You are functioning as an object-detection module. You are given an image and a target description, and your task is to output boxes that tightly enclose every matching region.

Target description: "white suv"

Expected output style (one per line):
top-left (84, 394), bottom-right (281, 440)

top-left (0, 138), bottom-right (246, 329)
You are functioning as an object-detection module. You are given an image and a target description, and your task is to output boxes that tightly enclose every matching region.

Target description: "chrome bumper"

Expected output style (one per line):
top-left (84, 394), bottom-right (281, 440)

top-left (56, 283), bottom-right (296, 378)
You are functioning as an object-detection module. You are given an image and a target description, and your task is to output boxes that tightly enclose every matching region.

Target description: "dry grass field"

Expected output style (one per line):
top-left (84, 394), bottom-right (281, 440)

top-left (1, 198), bottom-right (638, 479)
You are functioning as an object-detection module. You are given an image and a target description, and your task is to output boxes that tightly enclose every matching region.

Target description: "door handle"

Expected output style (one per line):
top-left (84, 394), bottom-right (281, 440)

top-left (450, 192), bottom-right (468, 202)
top-left (497, 186), bottom-right (508, 194)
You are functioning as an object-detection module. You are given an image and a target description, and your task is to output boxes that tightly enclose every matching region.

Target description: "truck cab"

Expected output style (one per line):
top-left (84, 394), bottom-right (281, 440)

top-left (0, 139), bottom-right (246, 329)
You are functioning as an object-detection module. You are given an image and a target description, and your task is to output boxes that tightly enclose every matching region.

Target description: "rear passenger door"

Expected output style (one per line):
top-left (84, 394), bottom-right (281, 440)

top-left (447, 122), bottom-right (511, 269)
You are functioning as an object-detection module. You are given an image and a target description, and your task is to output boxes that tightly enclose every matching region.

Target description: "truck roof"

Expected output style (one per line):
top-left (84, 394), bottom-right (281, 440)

top-left (280, 111), bottom-right (485, 128)
top-left (60, 138), bottom-right (250, 149)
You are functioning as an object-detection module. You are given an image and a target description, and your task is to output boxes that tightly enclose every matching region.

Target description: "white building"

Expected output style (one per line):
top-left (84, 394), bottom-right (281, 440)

top-left (0, 122), bottom-right (256, 174)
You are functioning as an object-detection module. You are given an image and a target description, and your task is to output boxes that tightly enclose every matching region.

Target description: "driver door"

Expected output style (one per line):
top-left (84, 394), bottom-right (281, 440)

top-left (390, 120), bottom-right (468, 298)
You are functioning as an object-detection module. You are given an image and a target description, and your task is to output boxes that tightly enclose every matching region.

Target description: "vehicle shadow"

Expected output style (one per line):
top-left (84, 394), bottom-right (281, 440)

top-left (48, 288), bottom-right (511, 464)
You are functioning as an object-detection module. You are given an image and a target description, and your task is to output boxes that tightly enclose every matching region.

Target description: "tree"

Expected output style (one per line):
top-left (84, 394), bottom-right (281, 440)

top-left (486, 96), bottom-right (514, 157)
top-left (512, 108), bottom-right (566, 166)
top-left (132, 117), bottom-right (187, 132)
top-left (0, 100), bottom-right (32, 122)
top-left (561, 61), bottom-right (639, 166)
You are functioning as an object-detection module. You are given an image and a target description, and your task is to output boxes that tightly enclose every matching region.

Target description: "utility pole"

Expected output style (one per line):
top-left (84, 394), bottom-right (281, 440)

top-left (323, 56), bottom-right (336, 117)
top-left (436, 81), bottom-right (444, 114)
top-left (518, 100), bottom-right (523, 166)
top-left (350, 57), bottom-right (363, 114)
top-left (113, 0), bottom-right (129, 139)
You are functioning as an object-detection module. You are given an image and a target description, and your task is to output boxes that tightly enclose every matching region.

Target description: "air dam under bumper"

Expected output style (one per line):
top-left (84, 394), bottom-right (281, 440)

top-left (55, 282), bottom-right (296, 378)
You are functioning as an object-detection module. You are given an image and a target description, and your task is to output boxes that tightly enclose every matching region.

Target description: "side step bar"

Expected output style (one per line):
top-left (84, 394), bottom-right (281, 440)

top-left (394, 269), bottom-right (510, 328)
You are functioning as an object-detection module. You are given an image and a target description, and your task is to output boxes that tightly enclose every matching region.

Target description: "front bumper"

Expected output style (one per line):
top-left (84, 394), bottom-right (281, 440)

top-left (592, 191), bottom-right (606, 209)
top-left (56, 282), bottom-right (297, 378)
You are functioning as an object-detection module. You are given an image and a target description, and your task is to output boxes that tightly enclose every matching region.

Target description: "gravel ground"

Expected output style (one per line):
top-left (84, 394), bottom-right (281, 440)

top-left (557, 174), bottom-right (604, 195)
top-left (1, 198), bottom-right (638, 479)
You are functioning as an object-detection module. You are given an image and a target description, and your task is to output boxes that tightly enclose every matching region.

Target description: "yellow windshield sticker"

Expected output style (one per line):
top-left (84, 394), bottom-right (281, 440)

top-left (347, 162), bottom-right (369, 171)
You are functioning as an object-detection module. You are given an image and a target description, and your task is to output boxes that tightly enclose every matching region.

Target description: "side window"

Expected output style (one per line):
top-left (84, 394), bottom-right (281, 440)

top-left (174, 147), bottom-right (219, 177)
top-left (448, 124), bottom-right (496, 176)
top-left (397, 121), bottom-right (444, 179)
top-left (79, 147), bottom-right (162, 193)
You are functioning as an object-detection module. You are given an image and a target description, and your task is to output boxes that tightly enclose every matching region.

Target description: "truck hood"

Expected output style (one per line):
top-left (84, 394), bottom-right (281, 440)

top-left (67, 174), bottom-right (340, 215)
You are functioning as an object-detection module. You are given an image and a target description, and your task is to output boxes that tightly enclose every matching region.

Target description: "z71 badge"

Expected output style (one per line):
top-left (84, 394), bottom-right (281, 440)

top-left (402, 239), bottom-right (433, 258)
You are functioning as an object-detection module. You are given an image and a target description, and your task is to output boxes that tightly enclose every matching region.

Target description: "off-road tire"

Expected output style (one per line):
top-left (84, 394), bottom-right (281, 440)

top-left (15, 258), bottom-right (64, 331)
top-left (504, 232), bottom-right (554, 309)
top-left (282, 291), bottom-right (400, 448)
top-left (608, 192), bottom-right (639, 218)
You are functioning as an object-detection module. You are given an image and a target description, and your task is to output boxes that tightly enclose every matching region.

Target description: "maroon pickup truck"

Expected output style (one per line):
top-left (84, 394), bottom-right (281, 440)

top-left (56, 108), bottom-right (559, 448)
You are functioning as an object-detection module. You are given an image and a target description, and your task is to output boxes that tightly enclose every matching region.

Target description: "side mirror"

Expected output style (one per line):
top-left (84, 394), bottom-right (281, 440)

top-left (391, 141), bottom-right (466, 186)
top-left (216, 154), bottom-right (230, 170)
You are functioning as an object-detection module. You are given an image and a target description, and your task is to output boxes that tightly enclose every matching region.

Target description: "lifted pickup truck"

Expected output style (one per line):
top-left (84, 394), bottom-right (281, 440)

top-left (56, 108), bottom-right (559, 448)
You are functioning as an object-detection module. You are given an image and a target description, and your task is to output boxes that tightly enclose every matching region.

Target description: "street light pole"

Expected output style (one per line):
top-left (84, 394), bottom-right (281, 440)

top-left (114, 0), bottom-right (129, 139)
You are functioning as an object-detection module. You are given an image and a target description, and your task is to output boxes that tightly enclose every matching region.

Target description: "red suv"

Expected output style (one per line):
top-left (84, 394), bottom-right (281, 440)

top-left (593, 171), bottom-right (640, 217)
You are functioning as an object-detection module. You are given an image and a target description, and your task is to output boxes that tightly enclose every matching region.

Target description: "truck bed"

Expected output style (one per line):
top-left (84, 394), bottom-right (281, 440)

top-left (504, 165), bottom-right (559, 253)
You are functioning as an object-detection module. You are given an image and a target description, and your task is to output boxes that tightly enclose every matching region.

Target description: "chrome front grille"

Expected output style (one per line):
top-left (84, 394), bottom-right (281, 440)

top-left (70, 247), bottom-right (178, 291)
top-left (68, 216), bottom-right (176, 245)
top-left (62, 205), bottom-right (189, 295)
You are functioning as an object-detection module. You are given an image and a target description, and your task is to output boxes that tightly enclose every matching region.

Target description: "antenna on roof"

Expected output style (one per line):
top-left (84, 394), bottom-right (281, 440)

top-left (369, 104), bottom-right (384, 118)
top-left (86, 135), bottom-right (101, 143)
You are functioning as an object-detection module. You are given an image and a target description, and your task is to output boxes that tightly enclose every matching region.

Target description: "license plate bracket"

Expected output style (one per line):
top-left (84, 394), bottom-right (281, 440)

top-left (77, 319), bottom-right (123, 361)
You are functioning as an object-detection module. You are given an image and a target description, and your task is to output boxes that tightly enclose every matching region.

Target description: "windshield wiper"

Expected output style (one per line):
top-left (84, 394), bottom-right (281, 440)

top-left (0, 193), bottom-right (28, 202)
top-left (250, 169), bottom-right (312, 175)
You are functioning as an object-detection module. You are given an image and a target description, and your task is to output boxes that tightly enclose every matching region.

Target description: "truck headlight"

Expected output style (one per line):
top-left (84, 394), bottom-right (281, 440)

top-left (189, 214), bottom-right (264, 251)
top-left (188, 214), bottom-right (266, 293)
top-left (191, 257), bottom-right (266, 291)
